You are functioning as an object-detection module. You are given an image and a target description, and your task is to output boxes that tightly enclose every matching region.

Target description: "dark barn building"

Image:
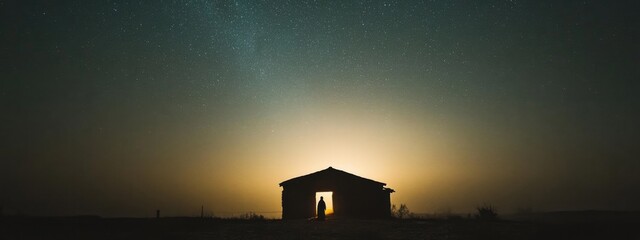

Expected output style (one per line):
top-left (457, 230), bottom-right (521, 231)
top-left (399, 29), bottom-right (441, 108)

top-left (279, 167), bottom-right (394, 219)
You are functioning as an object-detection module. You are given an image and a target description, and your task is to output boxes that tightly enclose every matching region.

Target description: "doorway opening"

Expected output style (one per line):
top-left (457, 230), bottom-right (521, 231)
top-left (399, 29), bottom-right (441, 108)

top-left (315, 191), bottom-right (333, 215)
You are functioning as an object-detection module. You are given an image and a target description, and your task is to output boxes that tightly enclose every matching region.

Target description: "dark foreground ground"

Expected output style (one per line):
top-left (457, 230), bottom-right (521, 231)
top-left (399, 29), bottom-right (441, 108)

top-left (2, 211), bottom-right (639, 240)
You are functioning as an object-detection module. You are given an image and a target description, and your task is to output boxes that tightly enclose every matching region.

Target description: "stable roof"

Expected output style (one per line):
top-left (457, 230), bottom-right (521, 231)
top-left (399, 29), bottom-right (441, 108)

top-left (279, 167), bottom-right (387, 187)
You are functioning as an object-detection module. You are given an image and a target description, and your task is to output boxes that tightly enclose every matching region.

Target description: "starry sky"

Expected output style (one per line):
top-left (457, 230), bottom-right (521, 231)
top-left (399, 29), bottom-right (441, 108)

top-left (2, 0), bottom-right (639, 217)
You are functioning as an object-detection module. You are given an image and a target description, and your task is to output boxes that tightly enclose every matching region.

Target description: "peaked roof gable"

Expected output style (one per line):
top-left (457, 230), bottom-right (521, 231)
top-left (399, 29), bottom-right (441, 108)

top-left (279, 167), bottom-right (386, 187)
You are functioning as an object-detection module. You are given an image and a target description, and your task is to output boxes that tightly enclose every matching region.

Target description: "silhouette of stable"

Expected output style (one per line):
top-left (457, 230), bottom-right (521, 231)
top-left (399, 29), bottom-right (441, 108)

top-left (279, 167), bottom-right (394, 219)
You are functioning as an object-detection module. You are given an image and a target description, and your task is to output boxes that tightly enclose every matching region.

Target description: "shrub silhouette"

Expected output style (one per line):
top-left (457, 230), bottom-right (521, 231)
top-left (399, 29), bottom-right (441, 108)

top-left (475, 204), bottom-right (498, 220)
top-left (391, 204), bottom-right (411, 219)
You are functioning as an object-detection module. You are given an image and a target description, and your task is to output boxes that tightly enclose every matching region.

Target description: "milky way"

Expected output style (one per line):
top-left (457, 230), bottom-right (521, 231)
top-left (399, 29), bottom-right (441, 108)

top-left (2, 0), bottom-right (639, 216)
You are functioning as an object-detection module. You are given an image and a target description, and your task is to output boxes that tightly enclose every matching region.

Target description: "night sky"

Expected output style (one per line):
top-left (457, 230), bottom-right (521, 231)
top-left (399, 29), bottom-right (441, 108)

top-left (2, 0), bottom-right (639, 217)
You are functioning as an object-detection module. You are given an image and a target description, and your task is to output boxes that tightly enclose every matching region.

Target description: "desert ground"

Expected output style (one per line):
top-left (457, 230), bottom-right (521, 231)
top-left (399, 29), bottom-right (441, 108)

top-left (2, 211), bottom-right (638, 240)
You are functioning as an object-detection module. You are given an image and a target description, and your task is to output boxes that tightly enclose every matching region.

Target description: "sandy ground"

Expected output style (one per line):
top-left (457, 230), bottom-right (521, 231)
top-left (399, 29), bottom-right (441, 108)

top-left (2, 214), bottom-right (638, 240)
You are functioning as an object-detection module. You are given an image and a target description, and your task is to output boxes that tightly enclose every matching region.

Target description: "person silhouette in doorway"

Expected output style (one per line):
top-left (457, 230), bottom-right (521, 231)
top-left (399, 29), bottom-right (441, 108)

top-left (317, 196), bottom-right (326, 221)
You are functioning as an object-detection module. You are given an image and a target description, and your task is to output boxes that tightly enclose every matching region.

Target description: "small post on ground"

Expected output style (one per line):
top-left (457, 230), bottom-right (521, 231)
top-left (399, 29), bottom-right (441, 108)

top-left (201, 205), bottom-right (204, 218)
top-left (156, 209), bottom-right (160, 219)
